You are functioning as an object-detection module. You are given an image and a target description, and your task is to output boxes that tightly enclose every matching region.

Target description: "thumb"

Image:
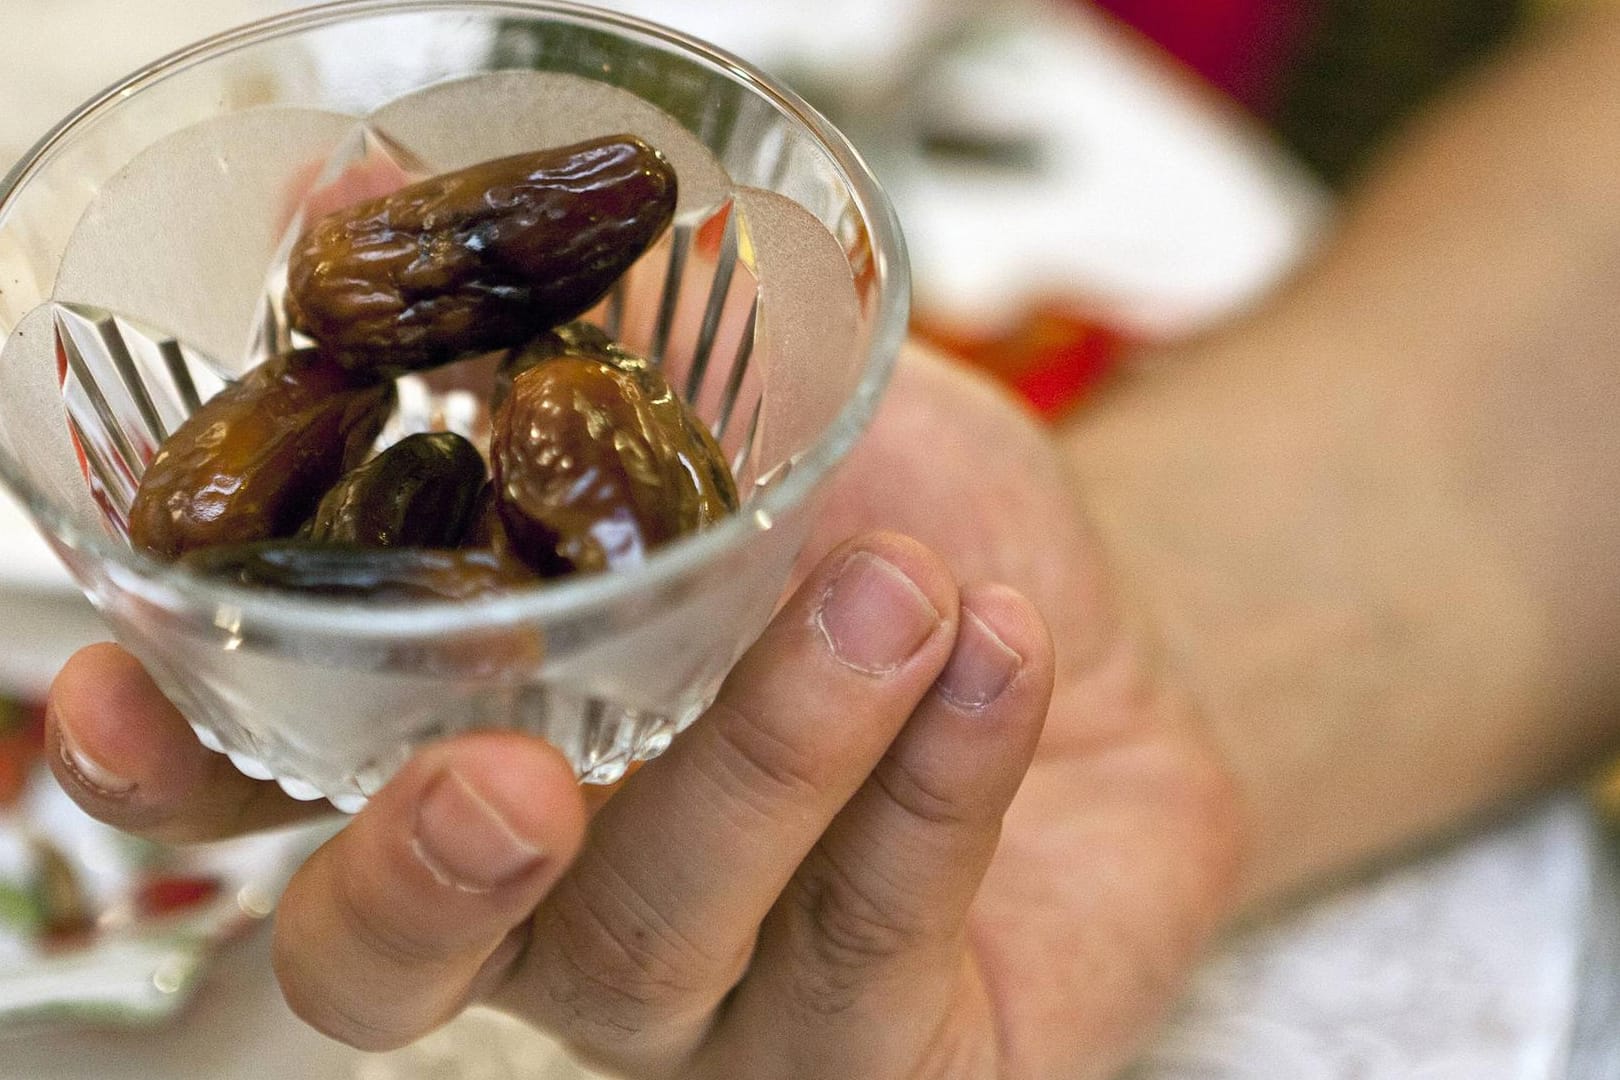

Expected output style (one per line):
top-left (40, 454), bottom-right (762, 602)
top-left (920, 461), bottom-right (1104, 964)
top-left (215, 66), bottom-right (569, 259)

top-left (271, 732), bottom-right (586, 1050)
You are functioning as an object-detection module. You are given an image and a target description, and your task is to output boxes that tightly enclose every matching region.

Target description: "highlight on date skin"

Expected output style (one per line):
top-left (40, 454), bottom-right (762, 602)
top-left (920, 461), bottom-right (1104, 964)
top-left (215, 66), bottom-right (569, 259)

top-left (127, 349), bottom-right (395, 561)
top-left (493, 341), bottom-right (739, 578)
top-left (128, 135), bottom-right (739, 601)
top-left (285, 135), bottom-right (678, 375)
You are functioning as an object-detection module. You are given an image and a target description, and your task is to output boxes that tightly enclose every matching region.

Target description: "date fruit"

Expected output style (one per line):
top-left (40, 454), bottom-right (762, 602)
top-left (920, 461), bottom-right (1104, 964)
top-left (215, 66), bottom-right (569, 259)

top-left (286, 135), bottom-right (677, 374)
top-left (129, 350), bottom-right (395, 560)
top-left (303, 431), bottom-right (486, 548)
top-left (181, 541), bottom-right (536, 601)
top-left (501, 324), bottom-right (739, 516)
top-left (492, 321), bottom-right (616, 409)
top-left (492, 347), bottom-right (738, 578)
top-left (462, 482), bottom-right (518, 555)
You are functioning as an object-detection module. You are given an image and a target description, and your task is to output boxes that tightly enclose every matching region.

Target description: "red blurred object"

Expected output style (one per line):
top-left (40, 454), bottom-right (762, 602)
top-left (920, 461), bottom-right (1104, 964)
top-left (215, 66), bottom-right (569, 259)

top-left (136, 876), bottom-right (223, 919)
top-left (1087, 0), bottom-right (1315, 113)
top-left (914, 304), bottom-right (1127, 422)
top-left (695, 201), bottom-right (729, 258)
top-left (919, 1), bottom-right (1321, 415)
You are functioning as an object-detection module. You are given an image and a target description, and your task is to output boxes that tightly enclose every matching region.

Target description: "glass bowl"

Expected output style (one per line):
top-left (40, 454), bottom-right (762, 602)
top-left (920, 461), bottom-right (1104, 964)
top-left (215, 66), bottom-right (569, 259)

top-left (0, 0), bottom-right (908, 811)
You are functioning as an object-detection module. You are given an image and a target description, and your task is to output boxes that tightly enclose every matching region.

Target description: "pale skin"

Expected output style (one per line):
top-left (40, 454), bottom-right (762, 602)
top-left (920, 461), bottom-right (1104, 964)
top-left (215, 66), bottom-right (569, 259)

top-left (40, 7), bottom-right (1620, 1076)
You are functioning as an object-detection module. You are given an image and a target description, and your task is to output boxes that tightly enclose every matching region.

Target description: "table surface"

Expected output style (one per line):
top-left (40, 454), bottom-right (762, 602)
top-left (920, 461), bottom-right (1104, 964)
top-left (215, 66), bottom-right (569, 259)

top-left (0, 796), bottom-right (1602, 1080)
top-left (0, 2), bottom-right (1609, 1077)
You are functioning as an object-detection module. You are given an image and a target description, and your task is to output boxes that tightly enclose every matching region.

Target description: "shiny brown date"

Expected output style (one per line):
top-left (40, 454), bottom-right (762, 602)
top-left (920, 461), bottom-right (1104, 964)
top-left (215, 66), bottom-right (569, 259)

top-left (286, 136), bottom-right (677, 374)
top-left (493, 323), bottom-right (727, 488)
top-left (303, 432), bottom-right (486, 548)
top-left (492, 321), bottom-right (618, 410)
top-left (129, 351), bottom-right (395, 560)
top-left (492, 351), bottom-right (738, 578)
top-left (180, 541), bottom-right (536, 601)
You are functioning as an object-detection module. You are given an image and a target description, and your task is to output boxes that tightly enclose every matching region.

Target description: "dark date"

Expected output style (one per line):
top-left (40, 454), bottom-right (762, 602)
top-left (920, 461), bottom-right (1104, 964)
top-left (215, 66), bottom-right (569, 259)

top-left (303, 432), bottom-right (486, 548)
top-left (462, 482), bottom-right (519, 557)
top-left (181, 541), bottom-right (536, 601)
top-left (286, 136), bottom-right (677, 374)
top-left (492, 348), bottom-right (738, 578)
top-left (128, 350), bottom-right (395, 560)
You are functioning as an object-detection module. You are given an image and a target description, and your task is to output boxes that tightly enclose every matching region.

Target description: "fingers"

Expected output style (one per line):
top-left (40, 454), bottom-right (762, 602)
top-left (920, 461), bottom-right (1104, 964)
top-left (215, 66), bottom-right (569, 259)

top-left (502, 533), bottom-right (961, 1074)
top-left (702, 585), bottom-right (1054, 1079)
top-left (272, 732), bottom-right (586, 1051)
top-left (46, 644), bottom-right (322, 842)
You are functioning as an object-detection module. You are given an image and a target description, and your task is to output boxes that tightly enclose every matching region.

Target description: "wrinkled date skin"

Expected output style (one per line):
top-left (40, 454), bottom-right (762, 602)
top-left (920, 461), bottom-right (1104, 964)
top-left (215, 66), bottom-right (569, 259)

top-left (181, 541), bottom-right (536, 601)
top-left (286, 135), bottom-right (677, 374)
top-left (492, 321), bottom-right (618, 410)
top-left (304, 431), bottom-right (487, 548)
top-left (498, 323), bottom-right (740, 510)
top-left (128, 351), bottom-right (395, 560)
top-left (492, 349), bottom-right (739, 578)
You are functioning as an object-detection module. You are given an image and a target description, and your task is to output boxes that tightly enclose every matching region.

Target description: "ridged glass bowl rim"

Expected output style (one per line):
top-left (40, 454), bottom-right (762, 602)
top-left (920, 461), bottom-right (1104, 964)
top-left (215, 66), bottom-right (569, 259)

top-left (0, 0), bottom-right (909, 638)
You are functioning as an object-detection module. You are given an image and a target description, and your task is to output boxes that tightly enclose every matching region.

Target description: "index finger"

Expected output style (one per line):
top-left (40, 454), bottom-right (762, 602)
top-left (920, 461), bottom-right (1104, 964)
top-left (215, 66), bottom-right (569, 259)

top-left (46, 643), bottom-right (324, 842)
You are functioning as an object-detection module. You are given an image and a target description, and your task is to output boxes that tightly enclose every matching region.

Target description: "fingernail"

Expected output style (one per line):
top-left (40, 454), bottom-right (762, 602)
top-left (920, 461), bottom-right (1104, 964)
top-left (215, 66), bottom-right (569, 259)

top-left (54, 718), bottom-right (136, 799)
top-left (937, 610), bottom-right (1023, 710)
top-left (412, 770), bottom-right (546, 894)
top-left (816, 551), bottom-right (941, 674)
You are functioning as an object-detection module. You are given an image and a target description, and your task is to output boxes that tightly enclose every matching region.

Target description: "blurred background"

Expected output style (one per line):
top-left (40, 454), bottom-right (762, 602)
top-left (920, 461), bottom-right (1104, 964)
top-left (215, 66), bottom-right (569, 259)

top-left (0, 0), bottom-right (1612, 1077)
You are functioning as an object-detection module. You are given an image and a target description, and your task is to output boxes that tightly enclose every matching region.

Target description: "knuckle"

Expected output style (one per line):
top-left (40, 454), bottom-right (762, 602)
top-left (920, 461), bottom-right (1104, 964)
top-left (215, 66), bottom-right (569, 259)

top-left (872, 751), bottom-right (975, 832)
top-left (530, 873), bottom-right (722, 1037)
top-left (703, 700), bottom-right (834, 808)
top-left (785, 853), bottom-right (923, 1016)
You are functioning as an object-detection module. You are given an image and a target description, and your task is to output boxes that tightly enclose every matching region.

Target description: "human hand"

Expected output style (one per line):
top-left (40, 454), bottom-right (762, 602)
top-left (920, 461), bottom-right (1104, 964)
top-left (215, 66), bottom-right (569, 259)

top-left (45, 345), bottom-right (1240, 1078)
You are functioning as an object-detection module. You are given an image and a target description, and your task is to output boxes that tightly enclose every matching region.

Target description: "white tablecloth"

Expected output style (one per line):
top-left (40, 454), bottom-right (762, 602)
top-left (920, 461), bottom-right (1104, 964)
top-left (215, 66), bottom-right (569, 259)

top-left (0, 797), bottom-right (1601, 1079)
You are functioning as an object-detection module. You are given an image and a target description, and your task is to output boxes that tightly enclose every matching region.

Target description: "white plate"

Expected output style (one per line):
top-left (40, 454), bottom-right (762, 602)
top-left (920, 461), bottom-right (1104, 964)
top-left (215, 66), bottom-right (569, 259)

top-left (614, 0), bottom-right (1325, 334)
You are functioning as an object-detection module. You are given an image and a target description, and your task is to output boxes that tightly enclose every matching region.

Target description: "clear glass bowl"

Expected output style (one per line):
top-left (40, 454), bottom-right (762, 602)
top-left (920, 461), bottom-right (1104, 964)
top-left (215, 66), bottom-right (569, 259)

top-left (0, 1), bottom-right (907, 811)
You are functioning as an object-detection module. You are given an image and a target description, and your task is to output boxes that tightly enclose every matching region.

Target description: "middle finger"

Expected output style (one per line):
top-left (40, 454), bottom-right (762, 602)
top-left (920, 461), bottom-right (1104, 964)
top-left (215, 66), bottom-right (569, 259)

top-left (501, 533), bottom-right (960, 1076)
